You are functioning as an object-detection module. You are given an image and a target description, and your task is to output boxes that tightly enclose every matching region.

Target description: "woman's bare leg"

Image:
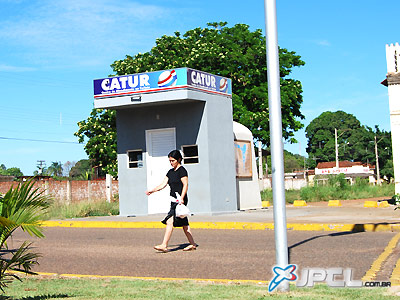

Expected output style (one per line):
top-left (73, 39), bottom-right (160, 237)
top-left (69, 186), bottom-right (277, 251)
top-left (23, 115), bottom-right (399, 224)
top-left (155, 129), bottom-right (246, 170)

top-left (183, 225), bottom-right (196, 246)
top-left (161, 217), bottom-right (174, 247)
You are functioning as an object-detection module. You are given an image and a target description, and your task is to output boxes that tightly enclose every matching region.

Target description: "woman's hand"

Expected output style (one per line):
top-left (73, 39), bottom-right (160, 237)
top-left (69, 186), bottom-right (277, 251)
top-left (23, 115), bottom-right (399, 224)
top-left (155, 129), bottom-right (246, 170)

top-left (145, 176), bottom-right (169, 196)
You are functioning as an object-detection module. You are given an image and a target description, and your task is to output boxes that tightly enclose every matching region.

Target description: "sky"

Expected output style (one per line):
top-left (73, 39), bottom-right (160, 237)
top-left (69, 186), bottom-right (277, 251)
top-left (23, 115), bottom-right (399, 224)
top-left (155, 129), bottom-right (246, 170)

top-left (0, 0), bottom-right (398, 175)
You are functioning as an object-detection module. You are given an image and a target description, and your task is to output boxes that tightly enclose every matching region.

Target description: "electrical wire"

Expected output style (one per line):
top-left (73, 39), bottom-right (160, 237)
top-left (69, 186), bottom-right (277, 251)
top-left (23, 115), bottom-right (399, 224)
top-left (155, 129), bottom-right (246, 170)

top-left (0, 136), bottom-right (83, 144)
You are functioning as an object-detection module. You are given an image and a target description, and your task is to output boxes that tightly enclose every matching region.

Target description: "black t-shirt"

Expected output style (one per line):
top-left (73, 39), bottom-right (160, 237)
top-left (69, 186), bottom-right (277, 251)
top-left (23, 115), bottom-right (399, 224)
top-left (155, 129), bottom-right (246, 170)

top-left (166, 166), bottom-right (188, 203)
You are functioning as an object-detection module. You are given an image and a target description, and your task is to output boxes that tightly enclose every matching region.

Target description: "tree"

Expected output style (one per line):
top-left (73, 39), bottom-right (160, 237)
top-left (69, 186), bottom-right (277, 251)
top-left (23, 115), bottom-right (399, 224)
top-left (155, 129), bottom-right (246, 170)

top-left (370, 126), bottom-right (393, 181)
top-left (306, 111), bottom-right (364, 163)
top-left (76, 22), bottom-right (305, 176)
top-left (75, 109), bottom-right (117, 176)
top-left (47, 161), bottom-right (63, 177)
top-left (0, 165), bottom-right (23, 177)
top-left (0, 180), bottom-right (50, 291)
top-left (69, 159), bottom-right (94, 179)
top-left (63, 161), bottom-right (76, 177)
top-left (284, 151), bottom-right (305, 173)
top-left (306, 111), bottom-right (393, 179)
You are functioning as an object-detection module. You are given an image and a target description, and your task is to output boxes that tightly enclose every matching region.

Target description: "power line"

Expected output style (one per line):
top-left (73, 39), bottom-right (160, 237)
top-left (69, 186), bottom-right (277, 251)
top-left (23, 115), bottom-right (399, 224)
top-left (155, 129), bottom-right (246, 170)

top-left (0, 136), bottom-right (82, 144)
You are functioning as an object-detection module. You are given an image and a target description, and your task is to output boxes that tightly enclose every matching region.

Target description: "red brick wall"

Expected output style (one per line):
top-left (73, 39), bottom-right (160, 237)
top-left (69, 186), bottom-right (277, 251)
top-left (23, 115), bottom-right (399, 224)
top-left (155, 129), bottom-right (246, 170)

top-left (0, 179), bottom-right (119, 204)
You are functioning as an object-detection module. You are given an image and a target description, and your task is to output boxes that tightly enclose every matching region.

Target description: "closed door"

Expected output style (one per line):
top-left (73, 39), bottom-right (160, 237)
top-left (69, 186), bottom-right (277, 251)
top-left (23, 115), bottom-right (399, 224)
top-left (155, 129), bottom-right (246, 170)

top-left (146, 128), bottom-right (176, 214)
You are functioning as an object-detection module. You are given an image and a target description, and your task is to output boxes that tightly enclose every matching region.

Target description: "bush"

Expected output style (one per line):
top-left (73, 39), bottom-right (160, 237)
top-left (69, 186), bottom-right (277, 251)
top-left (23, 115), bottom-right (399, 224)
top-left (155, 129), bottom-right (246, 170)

top-left (261, 175), bottom-right (395, 203)
top-left (44, 200), bottom-right (119, 220)
top-left (0, 180), bottom-right (50, 291)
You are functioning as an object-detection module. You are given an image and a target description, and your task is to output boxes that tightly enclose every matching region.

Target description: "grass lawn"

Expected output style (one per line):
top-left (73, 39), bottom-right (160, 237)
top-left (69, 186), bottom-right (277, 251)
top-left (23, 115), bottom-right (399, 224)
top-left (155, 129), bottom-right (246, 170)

top-left (1, 277), bottom-right (399, 300)
top-left (261, 182), bottom-right (395, 204)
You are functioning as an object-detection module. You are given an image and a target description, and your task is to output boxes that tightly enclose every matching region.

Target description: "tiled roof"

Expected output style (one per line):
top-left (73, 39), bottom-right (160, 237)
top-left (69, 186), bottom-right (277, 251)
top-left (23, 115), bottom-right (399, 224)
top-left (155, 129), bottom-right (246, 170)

top-left (316, 161), bottom-right (374, 169)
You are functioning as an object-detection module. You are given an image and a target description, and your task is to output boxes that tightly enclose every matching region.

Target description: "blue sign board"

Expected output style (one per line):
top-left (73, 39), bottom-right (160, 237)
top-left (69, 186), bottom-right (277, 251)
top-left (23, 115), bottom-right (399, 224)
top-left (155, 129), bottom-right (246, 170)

top-left (93, 68), bottom-right (232, 99)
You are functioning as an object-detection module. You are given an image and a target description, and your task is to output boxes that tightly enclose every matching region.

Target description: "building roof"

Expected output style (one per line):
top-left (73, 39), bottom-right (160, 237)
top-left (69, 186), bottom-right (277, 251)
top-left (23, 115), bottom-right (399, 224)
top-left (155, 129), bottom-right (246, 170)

top-left (316, 161), bottom-right (374, 169)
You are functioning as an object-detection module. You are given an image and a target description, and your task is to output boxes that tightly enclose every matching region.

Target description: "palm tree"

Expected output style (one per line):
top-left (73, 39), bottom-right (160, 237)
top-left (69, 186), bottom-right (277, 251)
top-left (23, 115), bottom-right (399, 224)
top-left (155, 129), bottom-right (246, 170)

top-left (0, 180), bottom-right (51, 291)
top-left (47, 161), bottom-right (63, 177)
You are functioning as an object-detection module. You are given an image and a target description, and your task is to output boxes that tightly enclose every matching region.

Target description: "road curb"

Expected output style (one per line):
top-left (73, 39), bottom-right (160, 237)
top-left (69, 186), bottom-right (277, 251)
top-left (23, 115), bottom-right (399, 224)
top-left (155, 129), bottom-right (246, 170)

top-left (40, 220), bottom-right (400, 232)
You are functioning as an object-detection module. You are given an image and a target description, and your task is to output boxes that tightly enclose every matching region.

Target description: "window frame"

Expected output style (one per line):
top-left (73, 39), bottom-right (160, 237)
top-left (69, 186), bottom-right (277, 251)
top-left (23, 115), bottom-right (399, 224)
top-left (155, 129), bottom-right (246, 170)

top-left (127, 149), bottom-right (144, 168)
top-left (181, 144), bottom-right (199, 165)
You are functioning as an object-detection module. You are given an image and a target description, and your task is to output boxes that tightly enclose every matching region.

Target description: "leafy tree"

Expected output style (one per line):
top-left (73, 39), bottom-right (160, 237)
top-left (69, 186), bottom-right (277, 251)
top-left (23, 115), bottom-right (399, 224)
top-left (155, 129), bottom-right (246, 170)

top-left (69, 159), bottom-right (94, 179)
top-left (0, 165), bottom-right (23, 177)
top-left (46, 161), bottom-right (63, 177)
top-left (284, 151), bottom-right (305, 173)
top-left (306, 111), bottom-right (393, 179)
top-left (76, 22), bottom-right (305, 176)
top-left (75, 109), bottom-right (117, 176)
top-left (306, 111), bottom-right (364, 163)
top-left (0, 180), bottom-right (50, 291)
top-left (63, 161), bottom-right (76, 177)
top-left (3, 168), bottom-right (23, 177)
top-left (264, 150), bottom-right (305, 173)
top-left (370, 126), bottom-right (393, 180)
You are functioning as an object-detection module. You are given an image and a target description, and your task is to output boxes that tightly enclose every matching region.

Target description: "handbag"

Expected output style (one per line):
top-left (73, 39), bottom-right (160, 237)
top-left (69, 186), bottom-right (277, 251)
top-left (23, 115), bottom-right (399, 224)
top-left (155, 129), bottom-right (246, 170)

top-left (175, 203), bottom-right (190, 218)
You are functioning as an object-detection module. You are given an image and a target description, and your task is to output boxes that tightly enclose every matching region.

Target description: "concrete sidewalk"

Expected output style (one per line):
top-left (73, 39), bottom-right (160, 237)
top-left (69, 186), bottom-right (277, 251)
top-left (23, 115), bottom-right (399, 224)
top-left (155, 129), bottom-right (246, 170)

top-left (41, 199), bottom-right (400, 232)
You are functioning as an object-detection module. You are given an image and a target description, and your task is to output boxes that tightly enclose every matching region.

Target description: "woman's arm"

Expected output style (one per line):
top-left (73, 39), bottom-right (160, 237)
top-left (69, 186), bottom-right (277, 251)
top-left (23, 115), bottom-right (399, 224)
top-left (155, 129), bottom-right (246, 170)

top-left (179, 176), bottom-right (188, 204)
top-left (145, 176), bottom-right (169, 195)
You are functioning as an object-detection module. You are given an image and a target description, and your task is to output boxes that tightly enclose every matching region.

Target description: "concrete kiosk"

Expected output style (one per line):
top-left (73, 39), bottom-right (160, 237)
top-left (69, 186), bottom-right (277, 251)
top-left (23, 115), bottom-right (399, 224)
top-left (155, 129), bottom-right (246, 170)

top-left (93, 68), bottom-right (260, 216)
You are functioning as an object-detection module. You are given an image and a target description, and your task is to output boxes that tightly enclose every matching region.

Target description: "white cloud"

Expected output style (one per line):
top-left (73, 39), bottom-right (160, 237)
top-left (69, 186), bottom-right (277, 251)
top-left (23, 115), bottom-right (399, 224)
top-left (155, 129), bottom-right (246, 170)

top-left (0, 146), bottom-right (41, 156)
top-left (0, 0), bottom-right (174, 68)
top-left (315, 40), bottom-right (331, 47)
top-left (0, 64), bottom-right (35, 72)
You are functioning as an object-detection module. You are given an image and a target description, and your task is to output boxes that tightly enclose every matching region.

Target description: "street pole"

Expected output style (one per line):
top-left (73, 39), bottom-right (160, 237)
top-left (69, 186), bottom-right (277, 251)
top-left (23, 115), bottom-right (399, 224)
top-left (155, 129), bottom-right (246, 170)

top-left (374, 136), bottom-right (381, 185)
top-left (264, 0), bottom-right (289, 292)
top-left (258, 141), bottom-right (263, 180)
top-left (335, 128), bottom-right (339, 169)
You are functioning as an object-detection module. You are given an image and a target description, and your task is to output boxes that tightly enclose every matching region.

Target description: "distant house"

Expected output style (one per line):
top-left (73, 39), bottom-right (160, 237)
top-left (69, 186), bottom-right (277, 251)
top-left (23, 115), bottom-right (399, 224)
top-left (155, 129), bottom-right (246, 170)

top-left (314, 161), bottom-right (375, 184)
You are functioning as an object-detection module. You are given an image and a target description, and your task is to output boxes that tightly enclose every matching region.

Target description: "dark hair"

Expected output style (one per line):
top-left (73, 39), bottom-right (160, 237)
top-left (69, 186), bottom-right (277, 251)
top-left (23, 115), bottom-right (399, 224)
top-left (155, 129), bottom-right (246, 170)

top-left (168, 150), bottom-right (182, 162)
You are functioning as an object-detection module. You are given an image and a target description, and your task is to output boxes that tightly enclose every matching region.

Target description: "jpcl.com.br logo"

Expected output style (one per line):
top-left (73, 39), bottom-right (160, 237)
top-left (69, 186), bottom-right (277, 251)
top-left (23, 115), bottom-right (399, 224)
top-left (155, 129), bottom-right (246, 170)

top-left (268, 264), bottom-right (297, 292)
top-left (268, 265), bottom-right (391, 292)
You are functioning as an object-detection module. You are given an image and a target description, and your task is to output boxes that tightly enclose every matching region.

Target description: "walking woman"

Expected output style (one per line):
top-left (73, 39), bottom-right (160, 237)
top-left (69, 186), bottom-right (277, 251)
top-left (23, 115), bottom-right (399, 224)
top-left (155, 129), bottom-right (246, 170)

top-left (145, 150), bottom-right (196, 252)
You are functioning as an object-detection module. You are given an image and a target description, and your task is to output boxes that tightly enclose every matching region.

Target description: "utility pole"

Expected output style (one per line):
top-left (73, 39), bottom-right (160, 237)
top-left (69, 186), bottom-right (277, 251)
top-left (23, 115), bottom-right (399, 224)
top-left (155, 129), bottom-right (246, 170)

top-left (37, 160), bottom-right (46, 175)
top-left (258, 141), bottom-right (263, 180)
top-left (335, 128), bottom-right (339, 169)
top-left (374, 135), bottom-right (381, 185)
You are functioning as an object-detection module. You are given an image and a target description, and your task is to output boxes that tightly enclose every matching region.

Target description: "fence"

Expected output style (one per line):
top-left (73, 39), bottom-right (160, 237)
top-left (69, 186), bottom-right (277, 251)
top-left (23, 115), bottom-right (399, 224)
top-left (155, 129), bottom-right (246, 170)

top-left (259, 177), bottom-right (308, 191)
top-left (0, 179), bottom-right (119, 204)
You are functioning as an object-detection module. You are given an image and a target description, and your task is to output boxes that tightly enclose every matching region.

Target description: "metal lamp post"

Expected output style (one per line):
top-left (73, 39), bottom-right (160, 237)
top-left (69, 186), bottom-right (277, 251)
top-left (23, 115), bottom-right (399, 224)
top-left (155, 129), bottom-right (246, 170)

top-left (264, 0), bottom-right (289, 292)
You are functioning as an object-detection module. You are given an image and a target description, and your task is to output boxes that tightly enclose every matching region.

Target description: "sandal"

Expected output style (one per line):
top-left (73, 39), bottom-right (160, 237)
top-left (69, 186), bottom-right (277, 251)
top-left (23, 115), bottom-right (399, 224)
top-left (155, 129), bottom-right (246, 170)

top-left (183, 245), bottom-right (196, 251)
top-left (154, 245), bottom-right (168, 253)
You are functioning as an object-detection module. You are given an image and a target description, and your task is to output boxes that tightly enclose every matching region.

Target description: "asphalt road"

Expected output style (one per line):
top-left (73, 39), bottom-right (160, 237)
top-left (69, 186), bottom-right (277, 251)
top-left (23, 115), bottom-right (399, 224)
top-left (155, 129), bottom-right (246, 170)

top-left (10, 227), bottom-right (398, 282)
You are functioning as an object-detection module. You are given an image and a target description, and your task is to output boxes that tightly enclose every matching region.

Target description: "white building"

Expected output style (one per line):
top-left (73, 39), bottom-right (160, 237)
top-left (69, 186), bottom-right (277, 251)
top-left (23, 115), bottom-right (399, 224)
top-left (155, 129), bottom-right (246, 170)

top-left (315, 161), bottom-right (375, 184)
top-left (382, 43), bottom-right (400, 194)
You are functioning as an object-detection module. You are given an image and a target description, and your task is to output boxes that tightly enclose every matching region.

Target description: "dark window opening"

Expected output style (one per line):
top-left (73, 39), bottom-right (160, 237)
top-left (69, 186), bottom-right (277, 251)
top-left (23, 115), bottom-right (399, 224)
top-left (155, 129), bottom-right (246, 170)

top-left (182, 145), bottom-right (199, 164)
top-left (128, 150), bottom-right (143, 168)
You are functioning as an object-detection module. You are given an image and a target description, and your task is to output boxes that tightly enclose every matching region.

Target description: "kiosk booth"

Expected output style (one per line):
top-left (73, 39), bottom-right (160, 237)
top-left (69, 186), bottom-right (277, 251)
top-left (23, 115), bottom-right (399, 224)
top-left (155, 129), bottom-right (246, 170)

top-left (93, 68), bottom-right (261, 216)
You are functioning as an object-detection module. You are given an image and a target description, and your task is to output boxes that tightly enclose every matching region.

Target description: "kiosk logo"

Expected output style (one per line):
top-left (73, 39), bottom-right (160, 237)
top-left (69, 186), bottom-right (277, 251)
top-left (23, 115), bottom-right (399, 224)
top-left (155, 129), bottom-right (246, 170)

top-left (219, 78), bottom-right (228, 92)
top-left (158, 70), bottom-right (177, 88)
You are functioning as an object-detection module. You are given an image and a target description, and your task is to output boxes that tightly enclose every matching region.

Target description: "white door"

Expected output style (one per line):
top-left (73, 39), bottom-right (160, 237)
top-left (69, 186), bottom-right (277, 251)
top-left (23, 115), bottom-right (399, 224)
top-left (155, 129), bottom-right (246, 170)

top-left (146, 128), bottom-right (176, 214)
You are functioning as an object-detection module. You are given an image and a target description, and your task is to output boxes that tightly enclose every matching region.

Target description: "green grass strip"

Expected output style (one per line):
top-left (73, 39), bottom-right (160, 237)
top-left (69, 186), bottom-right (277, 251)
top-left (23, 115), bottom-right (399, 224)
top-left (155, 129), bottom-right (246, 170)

top-left (2, 277), bottom-right (399, 300)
